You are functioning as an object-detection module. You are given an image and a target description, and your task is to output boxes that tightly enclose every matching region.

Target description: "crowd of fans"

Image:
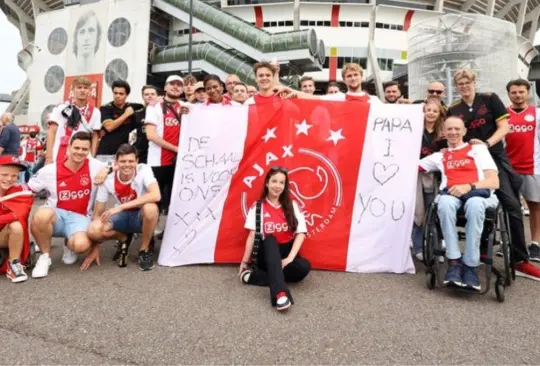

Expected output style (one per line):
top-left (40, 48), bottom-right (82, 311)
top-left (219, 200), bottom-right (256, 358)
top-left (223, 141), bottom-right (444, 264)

top-left (1, 60), bottom-right (540, 311)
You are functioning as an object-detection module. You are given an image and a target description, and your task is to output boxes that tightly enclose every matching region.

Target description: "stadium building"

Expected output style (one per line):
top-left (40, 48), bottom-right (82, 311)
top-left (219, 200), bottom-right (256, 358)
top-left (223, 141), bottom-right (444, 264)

top-left (1, 0), bottom-right (540, 128)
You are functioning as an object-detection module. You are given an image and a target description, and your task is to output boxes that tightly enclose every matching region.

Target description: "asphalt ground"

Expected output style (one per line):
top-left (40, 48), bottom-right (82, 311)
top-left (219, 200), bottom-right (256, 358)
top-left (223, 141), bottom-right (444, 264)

top-left (1, 201), bottom-right (540, 365)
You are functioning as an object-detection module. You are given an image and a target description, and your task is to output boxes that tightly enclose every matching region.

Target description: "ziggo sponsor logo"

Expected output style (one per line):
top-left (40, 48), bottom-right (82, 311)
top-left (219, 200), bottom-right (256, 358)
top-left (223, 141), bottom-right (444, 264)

top-left (446, 159), bottom-right (471, 169)
top-left (509, 124), bottom-right (535, 133)
top-left (264, 222), bottom-right (289, 233)
top-left (59, 189), bottom-right (91, 200)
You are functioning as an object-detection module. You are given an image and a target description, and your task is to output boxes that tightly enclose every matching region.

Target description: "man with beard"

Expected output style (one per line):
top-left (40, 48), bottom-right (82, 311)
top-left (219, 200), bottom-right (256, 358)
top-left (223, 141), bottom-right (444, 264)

top-left (505, 79), bottom-right (540, 262)
top-left (383, 81), bottom-right (402, 104)
top-left (97, 80), bottom-right (144, 164)
top-left (145, 75), bottom-right (183, 217)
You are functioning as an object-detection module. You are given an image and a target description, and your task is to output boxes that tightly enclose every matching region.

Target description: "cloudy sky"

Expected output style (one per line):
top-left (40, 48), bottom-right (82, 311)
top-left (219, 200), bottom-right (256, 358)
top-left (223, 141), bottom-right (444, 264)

top-left (1, 11), bottom-right (540, 113)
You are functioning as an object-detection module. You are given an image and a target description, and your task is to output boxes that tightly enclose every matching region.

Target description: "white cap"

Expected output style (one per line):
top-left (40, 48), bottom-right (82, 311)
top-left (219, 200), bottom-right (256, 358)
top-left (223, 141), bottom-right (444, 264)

top-left (194, 81), bottom-right (204, 91)
top-left (166, 75), bottom-right (184, 84)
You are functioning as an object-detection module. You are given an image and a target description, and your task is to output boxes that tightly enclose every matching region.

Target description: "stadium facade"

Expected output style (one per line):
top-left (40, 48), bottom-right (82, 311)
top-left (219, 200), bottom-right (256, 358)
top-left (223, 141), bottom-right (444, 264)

top-left (1, 0), bottom-right (540, 128)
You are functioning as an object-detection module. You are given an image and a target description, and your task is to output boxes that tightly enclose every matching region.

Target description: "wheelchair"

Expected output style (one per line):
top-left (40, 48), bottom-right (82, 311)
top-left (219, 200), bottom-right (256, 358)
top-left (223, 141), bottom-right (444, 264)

top-left (422, 195), bottom-right (515, 302)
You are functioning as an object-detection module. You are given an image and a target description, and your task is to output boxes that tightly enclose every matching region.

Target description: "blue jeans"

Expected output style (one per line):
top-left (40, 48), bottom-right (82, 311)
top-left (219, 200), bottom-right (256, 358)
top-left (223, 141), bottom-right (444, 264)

top-left (109, 210), bottom-right (143, 234)
top-left (412, 191), bottom-right (435, 255)
top-left (437, 194), bottom-right (498, 267)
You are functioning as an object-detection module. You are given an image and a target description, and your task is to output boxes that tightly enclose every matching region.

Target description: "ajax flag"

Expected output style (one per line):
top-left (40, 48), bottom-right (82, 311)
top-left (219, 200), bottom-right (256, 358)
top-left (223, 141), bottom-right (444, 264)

top-left (159, 100), bottom-right (423, 274)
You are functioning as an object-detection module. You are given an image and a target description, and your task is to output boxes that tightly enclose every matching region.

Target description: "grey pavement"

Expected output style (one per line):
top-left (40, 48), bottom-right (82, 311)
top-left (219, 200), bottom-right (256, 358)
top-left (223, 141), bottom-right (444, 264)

top-left (1, 204), bottom-right (540, 365)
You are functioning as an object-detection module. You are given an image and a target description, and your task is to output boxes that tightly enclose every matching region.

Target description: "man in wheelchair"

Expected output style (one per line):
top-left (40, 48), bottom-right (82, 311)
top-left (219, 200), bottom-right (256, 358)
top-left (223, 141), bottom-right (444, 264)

top-left (419, 116), bottom-right (499, 290)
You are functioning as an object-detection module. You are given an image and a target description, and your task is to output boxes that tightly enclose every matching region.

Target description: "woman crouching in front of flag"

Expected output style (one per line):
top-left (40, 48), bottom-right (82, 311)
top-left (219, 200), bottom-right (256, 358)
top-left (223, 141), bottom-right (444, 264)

top-left (238, 166), bottom-right (311, 311)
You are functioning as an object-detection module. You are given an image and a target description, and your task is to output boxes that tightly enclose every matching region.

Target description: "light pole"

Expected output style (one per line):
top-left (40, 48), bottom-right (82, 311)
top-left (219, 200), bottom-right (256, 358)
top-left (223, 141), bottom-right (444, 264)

top-left (188, 0), bottom-right (194, 74)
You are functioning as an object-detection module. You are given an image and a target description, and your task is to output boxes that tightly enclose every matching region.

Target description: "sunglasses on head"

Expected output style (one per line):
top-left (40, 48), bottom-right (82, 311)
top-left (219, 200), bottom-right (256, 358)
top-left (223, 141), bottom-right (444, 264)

top-left (270, 166), bottom-right (288, 174)
top-left (428, 90), bottom-right (443, 95)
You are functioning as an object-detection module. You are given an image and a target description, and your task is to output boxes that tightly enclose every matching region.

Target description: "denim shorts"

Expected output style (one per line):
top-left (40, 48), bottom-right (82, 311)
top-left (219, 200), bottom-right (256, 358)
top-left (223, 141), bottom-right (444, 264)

top-left (109, 210), bottom-right (143, 234)
top-left (53, 208), bottom-right (91, 239)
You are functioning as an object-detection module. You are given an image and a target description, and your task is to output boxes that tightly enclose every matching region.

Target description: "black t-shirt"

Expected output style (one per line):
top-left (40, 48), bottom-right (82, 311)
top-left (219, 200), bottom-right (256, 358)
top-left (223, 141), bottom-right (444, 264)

top-left (133, 106), bottom-right (149, 163)
top-left (420, 128), bottom-right (447, 159)
top-left (447, 93), bottom-right (509, 157)
top-left (97, 102), bottom-right (144, 155)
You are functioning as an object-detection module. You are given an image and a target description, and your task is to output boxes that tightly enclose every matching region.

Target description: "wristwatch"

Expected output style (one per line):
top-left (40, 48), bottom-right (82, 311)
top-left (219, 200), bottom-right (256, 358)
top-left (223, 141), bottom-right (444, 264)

top-left (470, 183), bottom-right (477, 191)
top-left (485, 140), bottom-right (491, 147)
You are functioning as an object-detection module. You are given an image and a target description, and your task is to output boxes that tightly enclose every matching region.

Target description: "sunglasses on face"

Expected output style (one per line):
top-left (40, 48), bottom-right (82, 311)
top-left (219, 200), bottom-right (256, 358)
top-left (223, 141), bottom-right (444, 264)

top-left (270, 166), bottom-right (288, 174)
top-left (428, 90), bottom-right (443, 95)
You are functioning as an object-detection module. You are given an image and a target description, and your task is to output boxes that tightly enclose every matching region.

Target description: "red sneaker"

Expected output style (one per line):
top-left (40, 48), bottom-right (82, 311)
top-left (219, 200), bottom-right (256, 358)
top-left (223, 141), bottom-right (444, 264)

top-left (276, 291), bottom-right (291, 311)
top-left (514, 261), bottom-right (540, 281)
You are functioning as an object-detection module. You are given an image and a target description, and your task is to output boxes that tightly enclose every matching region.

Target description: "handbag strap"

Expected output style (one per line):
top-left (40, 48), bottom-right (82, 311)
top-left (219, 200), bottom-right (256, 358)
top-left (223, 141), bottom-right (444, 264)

top-left (251, 200), bottom-right (263, 269)
top-left (163, 101), bottom-right (182, 125)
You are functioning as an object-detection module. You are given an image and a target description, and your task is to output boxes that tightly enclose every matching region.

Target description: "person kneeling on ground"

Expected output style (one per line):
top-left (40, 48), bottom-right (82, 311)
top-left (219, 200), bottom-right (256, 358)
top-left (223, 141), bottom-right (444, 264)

top-left (0, 156), bottom-right (33, 283)
top-left (28, 132), bottom-right (109, 278)
top-left (419, 116), bottom-right (499, 291)
top-left (238, 166), bottom-right (311, 311)
top-left (82, 144), bottom-right (160, 271)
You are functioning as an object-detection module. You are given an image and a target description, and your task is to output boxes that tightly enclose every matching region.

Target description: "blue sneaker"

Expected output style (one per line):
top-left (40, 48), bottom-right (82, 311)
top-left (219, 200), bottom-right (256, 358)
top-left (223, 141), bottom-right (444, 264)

top-left (462, 265), bottom-right (481, 291)
top-left (444, 261), bottom-right (463, 288)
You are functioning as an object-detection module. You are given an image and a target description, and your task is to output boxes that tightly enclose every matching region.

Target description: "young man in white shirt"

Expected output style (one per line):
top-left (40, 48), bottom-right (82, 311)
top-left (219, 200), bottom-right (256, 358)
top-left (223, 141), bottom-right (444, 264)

top-left (28, 132), bottom-right (108, 278)
top-left (83, 144), bottom-right (161, 271)
top-left (419, 117), bottom-right (499, 291)
top-left (45, 76), bottom-right (102, 163)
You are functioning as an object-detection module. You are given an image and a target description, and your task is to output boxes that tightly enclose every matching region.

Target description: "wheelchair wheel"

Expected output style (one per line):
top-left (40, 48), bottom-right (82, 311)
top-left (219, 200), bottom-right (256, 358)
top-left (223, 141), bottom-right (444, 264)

top-left (425, 270), bottom-right (436, 290)
top-left (495, 279), bottom-right (505, 303)
top-left (423, 204), bottom-right (439, 267)
top-left (498, 208), bottom-right (513, 286)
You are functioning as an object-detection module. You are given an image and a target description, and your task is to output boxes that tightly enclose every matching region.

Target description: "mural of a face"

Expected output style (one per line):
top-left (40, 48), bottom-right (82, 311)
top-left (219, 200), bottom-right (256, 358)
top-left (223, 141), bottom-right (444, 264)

top-left (77, 15), bottom-right (99, 59)
top-left (72, 10), bottom-right (102, 74)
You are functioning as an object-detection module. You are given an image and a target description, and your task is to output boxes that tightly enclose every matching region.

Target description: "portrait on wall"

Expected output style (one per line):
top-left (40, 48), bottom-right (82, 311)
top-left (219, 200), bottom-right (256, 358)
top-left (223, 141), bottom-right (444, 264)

top-left (67, 6), bottom-right (106, 76)
top-left (63, 74), bottom-right (104, 108)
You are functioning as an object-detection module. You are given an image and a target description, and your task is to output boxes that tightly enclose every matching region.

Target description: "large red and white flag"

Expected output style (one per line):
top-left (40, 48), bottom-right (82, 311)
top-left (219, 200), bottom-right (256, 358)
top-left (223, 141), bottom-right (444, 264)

top-left (159, 100), bottom-right (423, 273)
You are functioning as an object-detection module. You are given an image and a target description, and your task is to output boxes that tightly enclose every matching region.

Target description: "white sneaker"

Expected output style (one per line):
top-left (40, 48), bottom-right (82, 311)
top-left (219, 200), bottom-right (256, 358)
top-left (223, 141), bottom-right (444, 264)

top-left (62, 245), bottom-right (78, 265)
top-left (415, 252), bottom-right (424, 261)
top-left (32, 254), bottom-right (52, 278)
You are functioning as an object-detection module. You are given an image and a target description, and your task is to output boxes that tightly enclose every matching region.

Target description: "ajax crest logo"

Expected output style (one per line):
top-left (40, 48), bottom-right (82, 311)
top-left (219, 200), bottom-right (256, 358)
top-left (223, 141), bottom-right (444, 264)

top-left (241, 147), bottom-right (343, 238)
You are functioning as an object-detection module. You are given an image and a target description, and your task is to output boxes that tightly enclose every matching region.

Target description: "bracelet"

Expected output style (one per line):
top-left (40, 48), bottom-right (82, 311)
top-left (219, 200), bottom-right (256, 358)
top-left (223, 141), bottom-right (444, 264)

top-left (241, 260), bottom-right (249, 264)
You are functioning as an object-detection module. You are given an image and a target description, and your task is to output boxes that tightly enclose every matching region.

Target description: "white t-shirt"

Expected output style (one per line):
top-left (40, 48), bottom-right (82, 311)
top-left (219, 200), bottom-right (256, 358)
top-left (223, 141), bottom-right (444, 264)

top-left (96, 164), bottom-right (157, 205)
top-left (28, 158), bottom-right (107, 216)
top-left (420, 143), bottom-right (498, 191)
top-left (48, 103), bottom-right (101, 161)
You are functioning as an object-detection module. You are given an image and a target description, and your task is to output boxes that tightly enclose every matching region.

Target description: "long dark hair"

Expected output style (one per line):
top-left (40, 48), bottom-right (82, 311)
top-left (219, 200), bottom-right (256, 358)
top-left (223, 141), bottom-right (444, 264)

top-left (260, 167), bottom-right (298, 231)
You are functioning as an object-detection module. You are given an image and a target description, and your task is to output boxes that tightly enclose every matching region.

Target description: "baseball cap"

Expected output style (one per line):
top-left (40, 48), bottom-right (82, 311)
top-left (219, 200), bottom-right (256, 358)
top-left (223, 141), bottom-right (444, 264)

top-left (0, 155), bottom-right (27, 171)
top-left (166, 75), bottom-right (184, 84)
top-left (194, 81), bottom-right (204, 91)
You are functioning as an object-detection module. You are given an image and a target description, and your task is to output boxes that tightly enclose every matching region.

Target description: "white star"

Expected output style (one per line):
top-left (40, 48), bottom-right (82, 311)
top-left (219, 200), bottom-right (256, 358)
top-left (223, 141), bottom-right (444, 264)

top-left (327, 129), bottom-right (345, 146)
top-left (261, 127), bottom-right (277, 143)
top-left (295, 119), bottom-right (312, 136)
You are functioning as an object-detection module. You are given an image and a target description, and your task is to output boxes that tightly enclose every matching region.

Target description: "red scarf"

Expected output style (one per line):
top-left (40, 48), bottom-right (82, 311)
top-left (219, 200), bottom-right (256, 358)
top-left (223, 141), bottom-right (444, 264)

top-left (0, 185), bottom-right (33, 273)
